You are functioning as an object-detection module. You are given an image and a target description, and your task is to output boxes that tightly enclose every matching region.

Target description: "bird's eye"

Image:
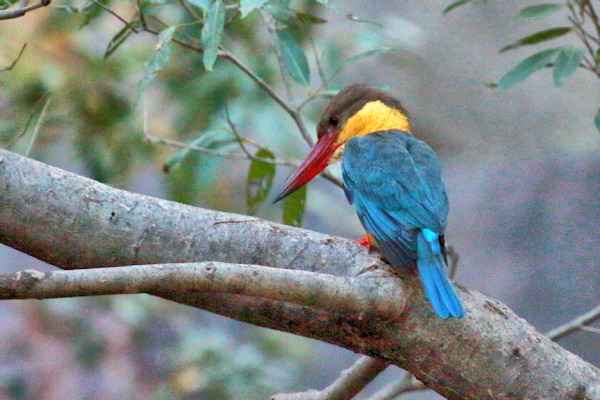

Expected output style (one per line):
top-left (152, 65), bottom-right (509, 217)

top-left (328, 115), bottom-right (339, 126)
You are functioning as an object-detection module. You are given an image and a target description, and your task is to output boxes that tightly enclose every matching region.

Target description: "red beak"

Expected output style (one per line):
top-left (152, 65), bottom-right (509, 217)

top-left (273, 130), bottom-right (341, 202)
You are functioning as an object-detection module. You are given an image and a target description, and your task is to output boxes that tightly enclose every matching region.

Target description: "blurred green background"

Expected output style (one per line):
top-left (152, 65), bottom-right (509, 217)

top-left (1, 0), bottom-right (600, 399)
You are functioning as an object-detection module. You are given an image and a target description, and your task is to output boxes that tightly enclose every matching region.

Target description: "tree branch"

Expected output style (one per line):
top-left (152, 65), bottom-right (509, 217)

top-left (0, 263), bottom-right (409, 319)
top-left (1, 148), bottom-right (600, 399)
top-left (271, 356), bottom-right (388, 400)
top-left (0, 0), bottom-right (49, 19)
top-left (546, 304), bottom-right (600, 342)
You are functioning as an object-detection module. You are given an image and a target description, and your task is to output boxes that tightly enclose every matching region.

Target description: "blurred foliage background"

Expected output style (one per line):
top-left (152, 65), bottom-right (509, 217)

top-left (1, 0), bottom-right (600, 399)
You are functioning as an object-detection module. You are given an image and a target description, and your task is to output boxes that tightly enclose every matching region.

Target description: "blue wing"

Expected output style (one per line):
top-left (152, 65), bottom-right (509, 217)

top-left (342, 130), bottom-right (463, 318)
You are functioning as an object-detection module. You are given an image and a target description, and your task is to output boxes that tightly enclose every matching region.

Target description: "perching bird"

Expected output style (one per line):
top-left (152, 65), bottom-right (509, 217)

top-left (274, 83), bottom-right (464, 319)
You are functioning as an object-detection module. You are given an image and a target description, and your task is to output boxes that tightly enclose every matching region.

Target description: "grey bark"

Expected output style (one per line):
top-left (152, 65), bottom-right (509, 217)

top-left (1, 148), bottom-right (599, 400)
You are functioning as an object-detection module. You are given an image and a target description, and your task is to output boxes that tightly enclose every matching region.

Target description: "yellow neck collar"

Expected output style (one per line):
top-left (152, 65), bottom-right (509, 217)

top-left (338, 100), bottom-right (410, 143)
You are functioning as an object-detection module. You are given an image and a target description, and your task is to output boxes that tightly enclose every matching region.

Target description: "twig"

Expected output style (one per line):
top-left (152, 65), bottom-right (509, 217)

top-left (545, 304), bottom-right (600, 341)
top-left (0, 42), bottom-right (27, 73)
top-left (135, 0), bottom-right (147, 29)
top-left (143, 102), bottom-right (344, 187)
top-left (310, 38), bottom-right (327, 86)
top-left (89, 0), bottom-right (138, 32)
top-left (367, 371), bottom-right (427, 400)
top-left (446, 245), bottom-right (459, 279)
top-left (580, 325), bottom-right (600, 334)
top-left (25, 96), bottom-right (52, 157)
top-left (7, 92), bottom-right (49, 150)
top-left (582, 0), bottom-right (600, 44)
top-left (271, 356), bottom-right (389, 400)
top-left (224, 104), bottom-right (252, 158)
top-left (145, 131), bottom-right (296, 166)
top-left (0, 0), bottom-right (50, 19)
top-left (180, 0), bottom-right (201, 21)
top-left (568, 1), bottom-right (600, 76)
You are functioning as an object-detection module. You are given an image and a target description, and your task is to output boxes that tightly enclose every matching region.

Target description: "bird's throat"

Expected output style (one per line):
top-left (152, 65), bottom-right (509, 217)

top-left (338, 100), bottom-right (410, 143)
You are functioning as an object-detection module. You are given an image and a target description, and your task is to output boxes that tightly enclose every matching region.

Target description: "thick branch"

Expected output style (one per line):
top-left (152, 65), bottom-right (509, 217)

top-left (1, 148), bottom-right (600, 399)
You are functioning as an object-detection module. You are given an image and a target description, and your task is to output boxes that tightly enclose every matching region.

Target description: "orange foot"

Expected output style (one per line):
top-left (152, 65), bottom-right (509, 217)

top-left (357, 235), bottom-right (373, 251)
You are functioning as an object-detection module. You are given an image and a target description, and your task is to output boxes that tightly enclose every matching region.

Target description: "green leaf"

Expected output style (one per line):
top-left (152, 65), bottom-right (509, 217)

top-left (246, 149), bottom-right (276, 215)
top-left (346, 47), bottom-right (393, 63)
top-left (295, 10), bottom-right (327, 24)
top-left (80, 0), bottom-right (106, 28)
top-left (345, 13), bottom-right (383, 26)
top-left (326, 48), bottom-right (395, 82)
top-left (53, 4), bottom-right (80, 14)
top-left (553, 46), bottom-right (584, 87)
top-left (518, 3), bottom-right (563, 20)
top-left (201, 0), bottom-right (226, 71)
top-left (500, 27), bottom-right (573, 53)
top-left (498, 47), bottom-right (562, 89)
top-left (163, 137), bottom-right (205, 172)
top-left (240, 0), bottom-right (268, 17)
top-left (262, 0), bottom-right (295, 22)
top-left (443, 0), bottom-right (473, 14)
top-left (104, 21), bottom-right (141, 59)
top-left (187, 0), bottom-right (210, 9)
top-left (595, 107), bottom-right (600, 135)
top-left (282, 184), bottom-right (306, 227)
top-left (276, 30), bottom-right (310, 85)
top-left (137, 26), bottom-right (175, 97)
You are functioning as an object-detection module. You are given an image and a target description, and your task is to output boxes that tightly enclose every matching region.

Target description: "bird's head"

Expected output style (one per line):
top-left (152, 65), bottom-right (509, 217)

top-left (274, 83), bottom-right (410, 202)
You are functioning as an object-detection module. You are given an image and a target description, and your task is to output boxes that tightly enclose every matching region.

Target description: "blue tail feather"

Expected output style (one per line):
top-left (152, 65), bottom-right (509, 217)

top-left (417, 230), bottom-right (464, 318)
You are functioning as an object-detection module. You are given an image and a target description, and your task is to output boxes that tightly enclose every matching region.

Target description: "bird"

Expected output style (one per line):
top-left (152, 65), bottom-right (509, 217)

top-left (273, 83), bottom-right (464, 319)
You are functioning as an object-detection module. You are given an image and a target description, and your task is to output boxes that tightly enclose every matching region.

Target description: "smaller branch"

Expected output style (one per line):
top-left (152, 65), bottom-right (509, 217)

top-left (271, 356), bottom-right (389, 400)
top-left (144, 131), bottom-right (293, 166)
top-left (545, 304), bottom-right (600, 341)
top-left (0, 42), bottom-right (27, 73)
top-left (144, 132), bottom-right (292, 167)
top-left (143, 103), bottom-right (344, 187)
top-left (0, 263), bottom-right (407, 319)
top-left (368, 372), bottom-right (427, 399)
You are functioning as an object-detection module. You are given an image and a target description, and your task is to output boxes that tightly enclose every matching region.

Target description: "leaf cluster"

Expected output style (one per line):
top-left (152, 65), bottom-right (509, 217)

top-left (446, 0), bottom-right (600, 133)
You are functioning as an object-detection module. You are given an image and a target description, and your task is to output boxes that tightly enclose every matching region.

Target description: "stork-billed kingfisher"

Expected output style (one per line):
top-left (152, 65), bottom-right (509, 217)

top-left (274, 83), bottom-right (464, 319)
